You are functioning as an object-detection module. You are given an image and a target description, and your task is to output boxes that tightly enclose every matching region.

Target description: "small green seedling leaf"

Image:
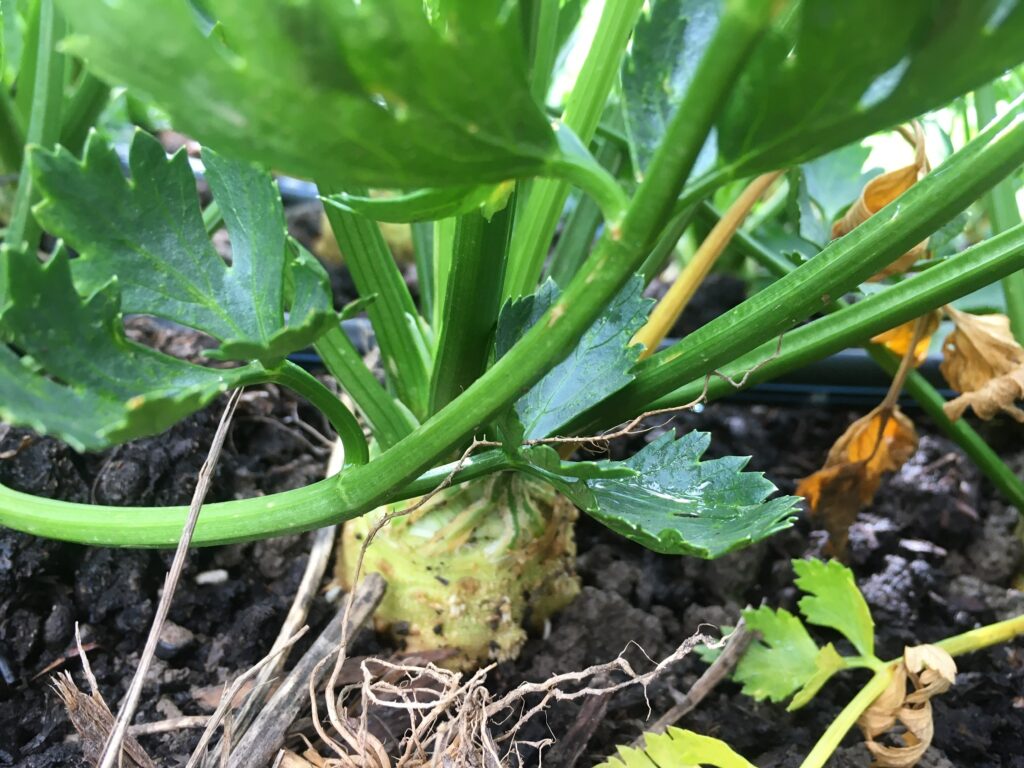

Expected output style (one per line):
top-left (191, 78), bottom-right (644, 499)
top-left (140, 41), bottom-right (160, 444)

top-left (787, 642), bottom-right (846, 711)
top-left (496, 276), bottom-right (651, 440)
top-left (794, 558), bottom-right (876, 659)
top-left (57, 0), bottom-right (558, 189)
top-left (0, 247), bottom-right (263, 452)
top-left (29, 132), bottom-right (336, 364)
top-left (597, 727), bottom-right (756, 768)
top-left (734, 606), bottom-right (820, 702)
top-left (556, 431), bottom-right (798, 558)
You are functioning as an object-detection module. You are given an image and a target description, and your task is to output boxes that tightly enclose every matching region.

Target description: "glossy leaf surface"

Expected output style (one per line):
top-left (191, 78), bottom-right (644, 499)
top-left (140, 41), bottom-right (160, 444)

top-left (0, 248), bottom-right (261, 452)
top-left (57, 0), bottom-right (558, 188)
top-left (30, 132), bottom-right (336, 364)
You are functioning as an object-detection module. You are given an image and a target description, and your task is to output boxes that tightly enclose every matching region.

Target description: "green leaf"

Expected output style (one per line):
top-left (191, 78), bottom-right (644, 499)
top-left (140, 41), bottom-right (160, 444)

top-left (734, 606), bottom-right (819, 702)
top-left (559, 431), bottom-right (798, 558)
top-left (322, 185), bottom-right (497, 223)
top-left (496, 276), bottom-right (651, 440)
top-left (621, 0), bottom-right (720, 179)
top-left (793, 558), bottom-right (876, 659)
top-left (29, 131), bottom-right (336, 364)
top-left (715, 0), bottom-right (1024, 177)
top-left (787, 642), bottom-right (846, 711)
top-left (597, 727), bottom-right (756, 768)
top-left (57, 0), bottom-right (558, 188)
top-left (0, 247), bottom-right (262, 452)
top-left (786, 142), bottom-right (882, 248)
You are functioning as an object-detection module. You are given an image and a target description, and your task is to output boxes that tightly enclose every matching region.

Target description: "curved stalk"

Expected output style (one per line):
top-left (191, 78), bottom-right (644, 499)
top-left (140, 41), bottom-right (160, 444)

top-left (0, 449), bottom-right (514, 547)
top-left (648, 225), bottom-right (1024, 403)
top-left (269, 360), bottom-right (369, 466)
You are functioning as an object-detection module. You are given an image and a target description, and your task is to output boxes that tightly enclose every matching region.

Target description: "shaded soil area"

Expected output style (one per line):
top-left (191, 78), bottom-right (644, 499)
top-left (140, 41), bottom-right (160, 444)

top-left (1, 384), bottom-right (1022, 766)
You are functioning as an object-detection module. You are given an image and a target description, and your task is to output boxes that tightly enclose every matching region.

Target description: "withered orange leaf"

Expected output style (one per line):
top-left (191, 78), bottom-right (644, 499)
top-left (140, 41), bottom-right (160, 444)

top-left (871, 310), bottom-right (941, 368)
top-left (940, 307), bottom-right (1024, 422)
top-left (831, 123), bottom-right (929, 281)
top-left (797, 406), bottom-right (918, 557)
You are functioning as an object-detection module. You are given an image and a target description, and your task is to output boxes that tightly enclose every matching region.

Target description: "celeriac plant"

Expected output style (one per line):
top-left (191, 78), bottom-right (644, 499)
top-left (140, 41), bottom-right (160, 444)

top-left (2, 0), bottom-right (1024, 663)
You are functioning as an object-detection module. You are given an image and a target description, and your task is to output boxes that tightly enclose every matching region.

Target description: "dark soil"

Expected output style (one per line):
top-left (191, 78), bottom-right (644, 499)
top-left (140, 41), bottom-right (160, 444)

top-left (2, 385), bottom-right (1022, 766)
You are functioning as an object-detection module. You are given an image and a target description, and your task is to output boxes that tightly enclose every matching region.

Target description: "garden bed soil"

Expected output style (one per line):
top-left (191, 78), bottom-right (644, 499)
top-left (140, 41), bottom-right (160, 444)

top-left (1, 377), bottom-right (1023, 766)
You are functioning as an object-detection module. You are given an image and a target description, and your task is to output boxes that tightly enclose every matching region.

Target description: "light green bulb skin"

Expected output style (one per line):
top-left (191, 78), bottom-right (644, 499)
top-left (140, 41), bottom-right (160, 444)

top-left (340, 473), bottom-right (580, 670)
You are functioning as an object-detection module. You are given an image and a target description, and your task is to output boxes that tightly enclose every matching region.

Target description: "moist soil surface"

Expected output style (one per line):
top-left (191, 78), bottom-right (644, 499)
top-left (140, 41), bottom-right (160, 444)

top-left (2, 383), bottom-right (1023, 767)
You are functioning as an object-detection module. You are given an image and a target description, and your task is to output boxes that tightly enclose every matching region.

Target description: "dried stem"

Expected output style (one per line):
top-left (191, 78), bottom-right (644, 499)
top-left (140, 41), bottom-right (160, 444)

top-left (98, 389), bottom-right (243, 768)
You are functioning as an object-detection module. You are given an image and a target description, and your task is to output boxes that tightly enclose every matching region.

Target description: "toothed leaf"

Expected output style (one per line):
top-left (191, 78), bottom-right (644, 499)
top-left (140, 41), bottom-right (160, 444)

top-left (29, 132), bottom-right (336, 364)
top-left (793, 558), bottom-right (876, 659)
top-left (547, 431), bottom-right (798, 558)
top-left (734, 606), bottom-right (819, 703)
top-left (597, 727), bottom-right (756, 768)
top-left (496, 276), bottom-right (651, 440)
top-left (56, 0), bottom-right (557, 188)
top-left (0, 247), bottom-right (263, 452)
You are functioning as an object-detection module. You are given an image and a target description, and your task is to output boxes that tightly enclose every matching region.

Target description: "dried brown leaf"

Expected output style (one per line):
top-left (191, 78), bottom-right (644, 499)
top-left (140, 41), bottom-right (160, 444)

top-left (940, 307), bottom-right (1024, 422)
top-left (797, 406), bottom-right (918, 557)
top-left (831, 124), bottom-right (929, 281)
top-left (871, 311), bottom-right (941, 367)
top-left (859, 645), bottom-right (956, 768)
top-left (944, 366), bottom-right (1024, 423)
top-left (51, 672), bottom-right (156, 768)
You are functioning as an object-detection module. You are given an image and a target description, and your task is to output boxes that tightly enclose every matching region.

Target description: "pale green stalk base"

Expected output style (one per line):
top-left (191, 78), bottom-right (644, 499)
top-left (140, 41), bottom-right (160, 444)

top-left (339, 473), bottom-right (579, 670)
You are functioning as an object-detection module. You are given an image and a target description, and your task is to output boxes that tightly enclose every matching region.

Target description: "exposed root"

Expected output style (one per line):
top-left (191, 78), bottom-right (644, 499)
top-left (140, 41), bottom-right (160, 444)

top-left (295, 630), bottom-right (721, 767)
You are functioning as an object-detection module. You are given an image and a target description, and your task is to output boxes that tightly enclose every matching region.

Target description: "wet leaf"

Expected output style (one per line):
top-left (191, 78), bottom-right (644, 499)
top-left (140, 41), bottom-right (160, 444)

top-left (713, 2), bottom-right (1024, 182)
top-left (797, 406), bottom-right (918, 556)
top-left (537, 431), bottom-right (798, 558)
top-left (859, 645), bottom-right (957, 768)
top-left (621, 0), bottom-right (720, 179)
top-left (940, 307), bottom-right (1024, 422)
top-left (793, 558), bottom-right (875, 659)
top-left (832, 124), bottom-right (929, 281)
top-left (734, 607), bottom-right (820, 703)
top-left (871, 310), bottom-right (941, 367)
top-left (597, 727), bottom-right (756, 768)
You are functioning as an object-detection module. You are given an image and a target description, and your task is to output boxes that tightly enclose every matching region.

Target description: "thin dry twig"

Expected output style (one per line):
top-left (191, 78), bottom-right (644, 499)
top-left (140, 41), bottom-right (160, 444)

top-left (225, 574), bottom-right (386, 768)
top-left (97, 388), bottom-right (244, 768)
top-left (188, 627), bottom-right (309, 768)
top-left (227, 440), bottom-right (346, 754)
top-left (635, 619), bottom-right (752, 742)
top-left (128, 716), bottom-right (212, 736)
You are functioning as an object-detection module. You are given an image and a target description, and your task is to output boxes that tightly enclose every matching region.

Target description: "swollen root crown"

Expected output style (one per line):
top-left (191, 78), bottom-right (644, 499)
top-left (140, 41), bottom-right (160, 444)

top-left (339, 473), bottom-right (580, 670)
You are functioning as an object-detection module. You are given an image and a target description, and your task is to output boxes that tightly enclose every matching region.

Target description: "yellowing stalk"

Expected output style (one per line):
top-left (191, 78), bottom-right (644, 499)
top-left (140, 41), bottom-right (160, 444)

top-left (633, 171), bottom-right (782, 357)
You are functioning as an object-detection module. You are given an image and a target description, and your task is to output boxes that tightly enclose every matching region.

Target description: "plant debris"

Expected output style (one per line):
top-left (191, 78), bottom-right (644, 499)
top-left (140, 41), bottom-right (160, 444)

top-left (859, 645), bottom-right (957, 768)
top-left (940, 306), bottom-right (1024, 422)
